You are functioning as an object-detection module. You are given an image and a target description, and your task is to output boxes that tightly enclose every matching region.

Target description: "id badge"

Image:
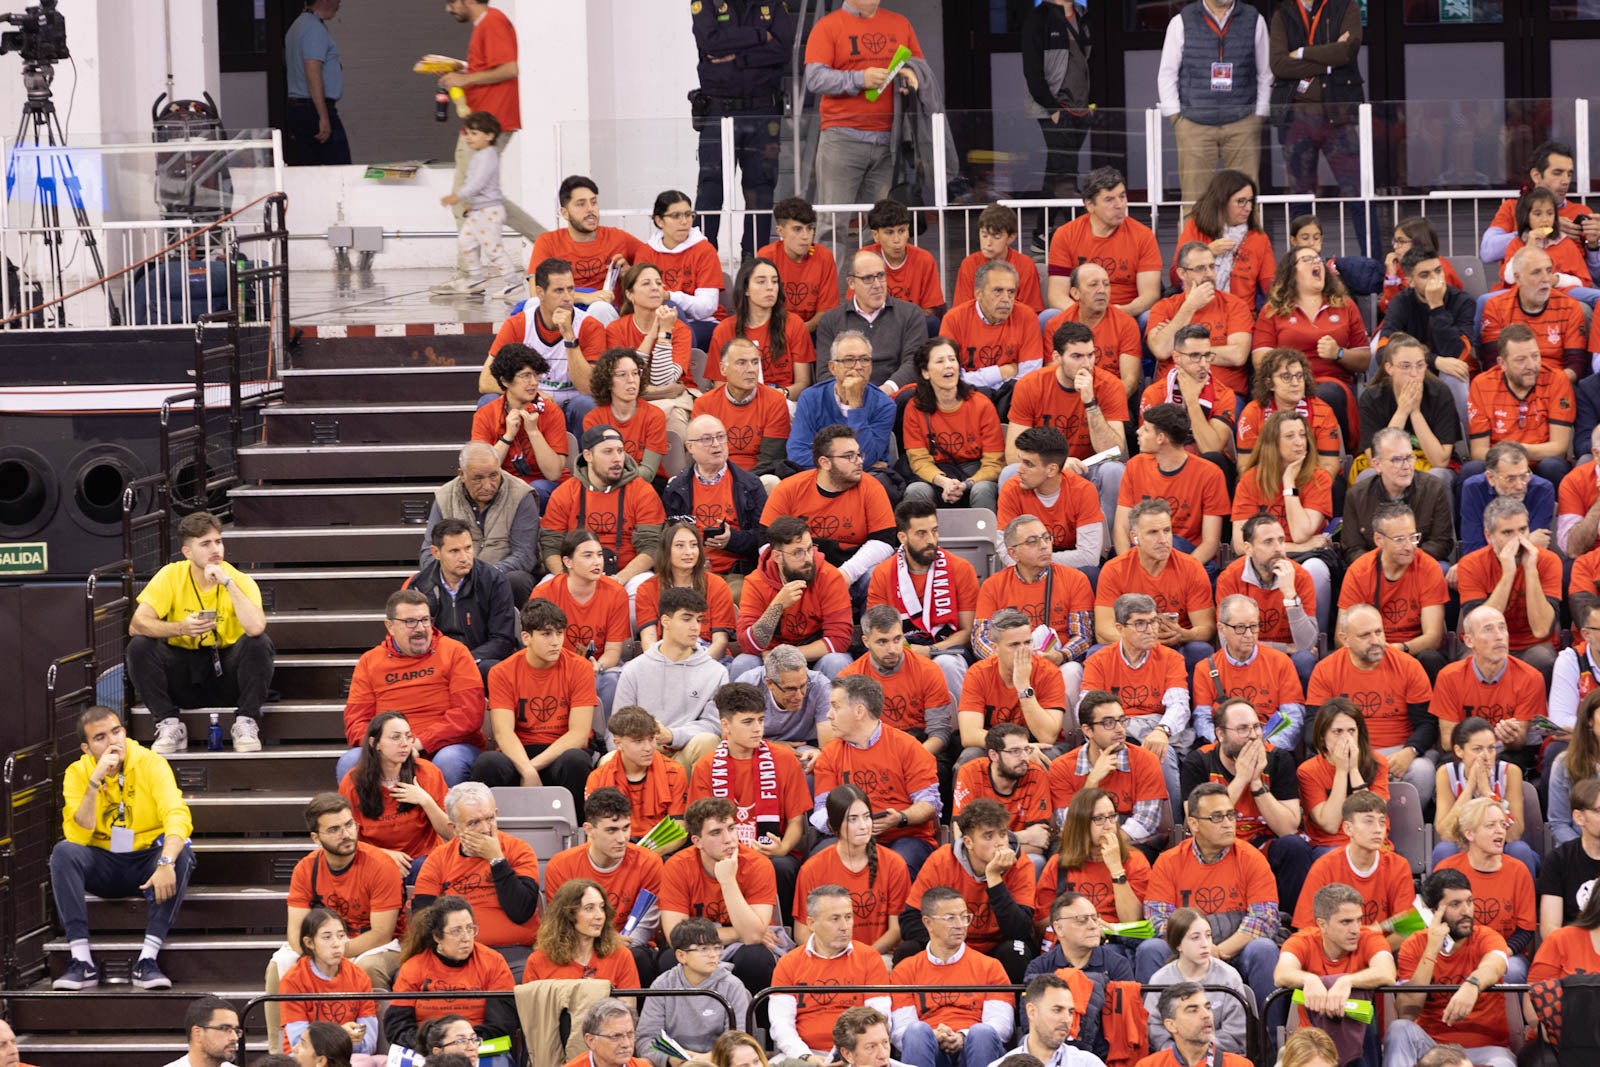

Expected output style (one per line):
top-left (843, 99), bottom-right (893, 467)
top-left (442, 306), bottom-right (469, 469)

top-left (1296, 78), bottom-right (1315, 96)
top-left (110, 826), bottom-right (135, 853)
top-left (1211, 61), bottom-right (1234, 92)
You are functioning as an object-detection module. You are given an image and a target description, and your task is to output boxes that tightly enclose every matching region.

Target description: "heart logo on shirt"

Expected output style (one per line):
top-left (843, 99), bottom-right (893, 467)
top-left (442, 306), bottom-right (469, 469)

top-left (861, 31), bottom-right (891, 53)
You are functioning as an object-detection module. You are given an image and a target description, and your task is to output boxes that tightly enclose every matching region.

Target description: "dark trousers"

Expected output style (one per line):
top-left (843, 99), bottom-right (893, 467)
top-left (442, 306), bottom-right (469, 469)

top-left (630, 941), bottom-right (660, 988)
top-left (1283, 110), bottom-right (1360, 196)
top-left (283, 98), bottom-right (352, 166)
top-left (695, 107), bottom-right (781, 260)
top-left (126, 633), bottom-right (275, 718)
top-left (1265, 833), bottom-right (1314, 920)
top-left (1035, 113), bottom-right (1091, 235)
top-left (469, 744), bottom-right (593, 818)
top-left (50, 839), bottom-right (195, 942)
top-left (771, 852), bottom-right (800, 928)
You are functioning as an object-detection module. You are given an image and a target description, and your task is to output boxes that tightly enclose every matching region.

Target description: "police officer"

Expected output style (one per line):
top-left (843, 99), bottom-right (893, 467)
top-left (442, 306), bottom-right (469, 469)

top-left (689, 0), bottom-right (794, 260)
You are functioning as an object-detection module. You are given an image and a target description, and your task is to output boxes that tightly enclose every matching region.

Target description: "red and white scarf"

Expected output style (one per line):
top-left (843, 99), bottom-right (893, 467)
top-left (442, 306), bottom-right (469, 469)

top-left (1161, 367), bottom-right (1217, 417)
top-left (892, 547), bottom-right (959, 640)
top-left (709, 739), bottom-right (781, 844)
top-left (1261, 396), bottom-right (1311, 422)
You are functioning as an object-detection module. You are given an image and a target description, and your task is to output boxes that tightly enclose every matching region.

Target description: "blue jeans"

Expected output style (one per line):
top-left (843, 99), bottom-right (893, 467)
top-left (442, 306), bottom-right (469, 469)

top-left (50, 839), bottom-right (195, 943)
top-left (899, 1021), bottom-right (1007, 1067)
top-left (889, 836), bottom-right (936, 882)
top-left (335, 743), bottom-right (480, 786)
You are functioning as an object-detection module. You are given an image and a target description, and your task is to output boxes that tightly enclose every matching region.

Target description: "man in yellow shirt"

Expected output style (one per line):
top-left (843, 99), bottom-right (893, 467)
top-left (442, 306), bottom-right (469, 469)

top-left (49, 705), bottom-right (195, 991)
top-left (126, 511), bottom-right (273, 753)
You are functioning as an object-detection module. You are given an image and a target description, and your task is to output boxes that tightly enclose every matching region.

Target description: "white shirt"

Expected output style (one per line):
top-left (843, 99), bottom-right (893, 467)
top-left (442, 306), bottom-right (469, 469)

top-left (163, 1058), bottom-right (239, 1067)
top-left (1156, 3), bottom-right (1274, 119)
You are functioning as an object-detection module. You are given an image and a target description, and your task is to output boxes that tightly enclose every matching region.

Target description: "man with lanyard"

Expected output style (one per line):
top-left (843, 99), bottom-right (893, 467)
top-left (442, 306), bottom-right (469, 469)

top-left (688, 0), bottom-right (794, 260)
top-left (50, 706), bottom-right (194, 991)
top-left (1268, 0), bottom-right (1363, 204)
top-left (1139, 982), bottom-right (1253, 1067)
top-left (483, 258), bottom-right (609, 437)
top-left (864, 498), bottom-right (979, 698)
top-left (1215, 515), bottom-right (1320, 681)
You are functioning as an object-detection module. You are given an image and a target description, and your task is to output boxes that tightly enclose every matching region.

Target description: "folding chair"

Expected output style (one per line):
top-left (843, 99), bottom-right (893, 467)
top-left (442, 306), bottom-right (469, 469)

top-left (936, 507), bottom-right (999, 580)
top-left (490, 786), bottom-right (581, 876)
top-left (1387, 781), bottom-right (1427, 876)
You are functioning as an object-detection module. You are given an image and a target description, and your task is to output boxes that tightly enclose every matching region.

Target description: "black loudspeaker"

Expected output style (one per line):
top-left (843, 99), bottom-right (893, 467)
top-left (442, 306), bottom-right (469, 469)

top-left (0, 412), bottom-right (191, 578)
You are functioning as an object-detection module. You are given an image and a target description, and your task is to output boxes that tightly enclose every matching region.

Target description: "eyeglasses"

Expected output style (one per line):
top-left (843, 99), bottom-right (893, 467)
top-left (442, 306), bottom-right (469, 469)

top-left (1125, 618), bottom-right (1159, 632)
top-left (596, 1030), bottom-right (637, 1043)
top-left (659, 210), bottom-right (696, 221)
top-left (1220, 621), bottom-right (1261, 634)
top-left (928, 912), bottom-right (973, 924)
top-left (1192, 810), bottom-right (1240, 825)
top-left (1008, 533), bottom-right (1054, 551)
top-left (203, 1025), bottom-right (245, 1037)
top-left (1224, 723), bottom-right (1263, 737)
top-left (1275, 371), bottom-right (1307, 383)
top-left (1089, 812), bottom-right (1120, 826)
top-left (1177, 350), bottom-right (1215, 361)
top-left (443, 923), bottom-right (479, 938)
top-left (440, 1035), bottom-right (484, 1049)
top-left (512, 369), bottom-right (541, 383)
top-left (1377, 531), bottom-right (1423, 545)
top-left (1381, 453), bottom-right (1417, 467)
top-left (767, 679), bottom-right (808, 696)
top-left (1092, 716), bottom-right (1127, 729)
top-left (1494, 470), bottom-right (1533, 484)
top-left (833, 356), bottom-right (873, 367)
top-left (1055, 912), bottom-right (1101, 926)
top-left (851, 272), bottom-right (888, 284)
top-left (390, 616), bottom-right (432, 630)
top-left (828, 451), bottom-right (864, 463)
top-left (688, 432), bottom-right (728, 445)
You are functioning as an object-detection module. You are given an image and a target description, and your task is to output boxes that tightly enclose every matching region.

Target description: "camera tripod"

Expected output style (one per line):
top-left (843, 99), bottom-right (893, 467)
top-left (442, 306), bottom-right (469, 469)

top-left (4, 60), bottom-right (118, 325)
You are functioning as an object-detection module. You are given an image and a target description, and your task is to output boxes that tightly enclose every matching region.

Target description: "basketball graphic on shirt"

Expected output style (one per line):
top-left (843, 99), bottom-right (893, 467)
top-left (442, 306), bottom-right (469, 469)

top-left (659, 263), bottom-right (691, 294)
top-left (1226, 683), bottom-right (1268, 710)
top-left (567, 623), bottom-right (600, 652)
top-left (1360, 898), bottom-right (1383, 926)
top-left (584, 510), bottom-right (620, 537)
top-left (572, 254), bottom-right (606, 283)
top-left (930, 430), bottom-right (970, 459)
top-left (1351, 689), bottom-right (1384, 719)
top-left (844, 768), bottom-right (881, 797)
top-left (725, 424), bottom-right (757, 454)
top-left (925, 989), bottom-right (966, 1010)
top-left (860, 30), bottom-right (891, 54)
top-left (1114, 683), bottom-right (1152, 714)
top-left (1192, 885), bottom-right (1227, 913)
top-left (778, 611), bottom-right (815, 642)
top-left (1257, 605), bottom-right (1283, 636)
top-left (784, 281), bottom-right (814, 311)
top-left (881, 693), bottom-right (911, 729)
top-left (1379, 595), bottom-right (1416, 632)
top-left (1079, 880), bottom-right (1111, 911)
top-left (1474, 895), bottom-right (1501, 929)
top-left (1462, 702), bottom-right (1512, 726)
top-left (811, 514), bottom-right (842, 539)
top-left (1045, 520), bottom-right (1072, 550)
top-left (849, 887), bottom-right (881, 923)
top-left (518, 694), bottom-right (561, 727)
top-left (694, 502), bottom-right (734, 529)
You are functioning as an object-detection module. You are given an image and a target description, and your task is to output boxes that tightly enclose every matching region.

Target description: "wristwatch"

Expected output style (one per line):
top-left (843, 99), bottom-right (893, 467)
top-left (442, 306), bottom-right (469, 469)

top-left (1018, 686), bottom-right (1036, 701)
top-left (1465, 976), bottom-right (1482, 989)
top-left (1283, 487), bottom-right (1299, 498)
top-left (898, 812), bottom-right (910, 828)
top-left (1111, 872), bottom-right (1129, 885)
top-left (157, 856), bottom-right (175, 868)
top-left (1250, 785), bottom-right (1269, 798)
top-left (563, 339), bottom-right (580, 349)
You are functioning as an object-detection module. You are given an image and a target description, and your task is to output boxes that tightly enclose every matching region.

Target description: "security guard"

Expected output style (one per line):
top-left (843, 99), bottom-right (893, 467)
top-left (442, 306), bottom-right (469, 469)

top-left (689, 0), bottom-right (794, 260)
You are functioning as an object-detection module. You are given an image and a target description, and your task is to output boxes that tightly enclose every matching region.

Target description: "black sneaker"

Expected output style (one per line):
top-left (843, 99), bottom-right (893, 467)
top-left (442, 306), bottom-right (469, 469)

top-left (1030, 233), bottom-right (1048, 257)
top-left (53, 958), bottom-right (99, 990)
top-left (131, 957), bottom-right (172, 990)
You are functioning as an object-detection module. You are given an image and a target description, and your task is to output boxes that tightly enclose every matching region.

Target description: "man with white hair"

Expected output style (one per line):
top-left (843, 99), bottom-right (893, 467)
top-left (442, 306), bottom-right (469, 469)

top-left (1479, 247), bottom-right (1588, 383)
top-left (661, 412), bottom-right (769, 595)
top-left (421, 441), bottom-right (541, 604)
top-left (815, 249), bottom-right (930, 390)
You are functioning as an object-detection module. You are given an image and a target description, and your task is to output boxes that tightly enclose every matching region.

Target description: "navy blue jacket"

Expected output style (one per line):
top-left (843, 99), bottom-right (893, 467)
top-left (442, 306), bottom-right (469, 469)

top-left (691, 0), bottom-right (793, 100)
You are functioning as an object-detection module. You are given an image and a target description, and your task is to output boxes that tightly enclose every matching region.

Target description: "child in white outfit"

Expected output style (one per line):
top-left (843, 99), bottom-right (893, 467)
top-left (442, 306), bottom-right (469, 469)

top-left (440, 110), bottom-right (511, 295)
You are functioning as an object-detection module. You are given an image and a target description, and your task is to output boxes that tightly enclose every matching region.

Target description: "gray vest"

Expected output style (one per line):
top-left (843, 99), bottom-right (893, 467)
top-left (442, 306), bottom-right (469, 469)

top-left (1177, 1), bottom-right (1259, 127)
top-left (433, 475), bottom-right (530, 566)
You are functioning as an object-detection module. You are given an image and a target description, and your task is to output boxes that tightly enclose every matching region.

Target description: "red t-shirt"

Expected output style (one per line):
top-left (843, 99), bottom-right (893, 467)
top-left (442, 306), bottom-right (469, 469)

top-left (529, 227), bottom-right (649, 288)
top-left (1530, 924), bottom-right (1600, 984)
top-left (803, 8), bottom-right (922, 133)
top-left (1034, 850), bottom-right (1152, 925)
top-left (997, 472), bottom-right (1104, 553)
top-left (907, 843), bottom-right (1036, 952)
top-left (1146, 839), bottom-right (1277, 913)
top-left (1252, 300), bottom-right (1370, 386)
top-left (1559, 460), bottom-right (1600, 524)
top-left (1431, 655), bottom-right (1546, 729)
top-left (541, 479), bottom-right (667, 574)
top-left (959, 653), bottom-right (1069, 742)
top-left (1189, 646), bottom-right (1305, 730)
top-left (1236, 396), bottom-right (1343, 458)
top-left (523, 944), bottom-right (641, 986)
top-left (1480, 288), bottom-right (1588, 378)
top-left (1007, 364), bottom-right (1130, 459)
top-left (975, 563), bottom-right (1094, 639)
top-left (653, 240), bottom-right (725, 304)
top-left (772, 942), bottom-right (891, 1051)
top-left (471, 393), bottom-right (569, 485)
top-left (658, 843), bottom-right (779, 924)
top-left (793, 843), bottom-right (911, 947)
top-left (1173, 221), bottom-right (1276, 300)
top-left (278, 956), bottom-right (377, 1052)
top-left (762, 471), bottom-right (895, 552)
top-left (1435, 852), bottom-right (1536, 946)
top-left (890, 946), bottom-right (1012, 1032)
top-left (1231, 468), bottom-right (1334, 531)
top-left (859, 243), bottom-right (945, 311)
top-left (537, 574), bottom-right (633, 658)
top-left (1080, 643), bottom-right (1189, 720)
top-left (692, 385), bottom-right (792, 472)
top-left (1215, 557), bottom-right (1317, 645)
top-left (1145, 288), bottom-right (1256, 395)
top-left (340, 758), bottom-right (448, 859)
top-left (634, 573), bottom-right (737, 643)
top-left (812, 725), bottom-right (940, 846)
top-left (583, 403), bottom-right (669, 466)
top-left (954, 247), bottom-right (1044, 310)
top-left (287, 843), bottom-right (404, 939)
top-left (1291, 846), bottom-right (1414, 929)
top-left (1280, 926), bottom-right (1392, 1026)
top-left (1094, 549), bottom-right (1214, 631)
top-left (414, 834), bottom-right (540, 947)
top-left (838, 651), bottom-right (953, 735)
top-left (706, 315), bottom-right (816, 388)
top-left (392, 943), bottom-right (514, 1028)
top-left (900, 392), bottom-right (1005, 465)
top-left (1047, 742), bottom-right (1167, 822)
top-left (952, 758), bottom-right (1051, 831)
top-left (1297, 755), bottom-right (1391, 849)
top-left (687, 742), bottom-right (813, 846)
top-left (1466, 365), bottom-right (1577, 447)
top-left (1117, 453), bottom-right (1229, 546)
top-left (603, 314), bottom-right (692, 379)
top-left (940, 300), bottom-right (1046, 376)
top-left (1454, 544), bottom-right (1563, 651)
top-left (1306, 648), bottom-right (1433, 749)
top-left (543, 842), bottom-right (664, 937)
top-left (1047, 214), bottom-right (1163, 308)
top-left (584, 751), bottom-right (688, 839)
top-left (1337, 550), bottom-right (1448, 645)
top-left (488, 648), bottom-right (599, 747)
top-left (1049, 303), bottom-right (1143, 380)
top-left (757, 240), bottom-right (840, 323)
top-left (1397, 926), bottom-right (1511, 1047)
top-left (465, 8), bottom-right (520, 129)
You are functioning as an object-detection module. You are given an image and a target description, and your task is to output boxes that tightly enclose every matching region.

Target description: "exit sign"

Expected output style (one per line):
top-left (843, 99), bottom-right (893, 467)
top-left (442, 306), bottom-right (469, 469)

top-left (0, 542), bottom-right (47, 574)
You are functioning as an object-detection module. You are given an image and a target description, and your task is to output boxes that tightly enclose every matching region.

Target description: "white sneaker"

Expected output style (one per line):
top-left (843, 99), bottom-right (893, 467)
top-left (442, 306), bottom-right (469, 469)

top-left (231, 715), bottom-right (262, 753)
top-left (150, 717), bottom-right (188, 754)
top-left (430, 276), bottom-right (469, 294)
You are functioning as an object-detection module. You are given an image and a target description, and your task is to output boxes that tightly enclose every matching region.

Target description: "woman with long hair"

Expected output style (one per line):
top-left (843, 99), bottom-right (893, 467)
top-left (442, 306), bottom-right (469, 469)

top-left (634, 519), bottom-right (735, 661)
top-left (1550, 689), bottom-right (1600, 845)
top-left (1035, 787), bottom-right (1148, 940)
top-left (707, 257), bottom-right (815, 400)
top-left (1431, 716), bottom-right (1536, 876)
top-left (585, 347), bottom-right (668, 481)
top-left (709, 1031), bottom-right (771, 1067)
top-left (793, 784), bottom-right (909, 953)
top-left (387, 897), bottom-right (517, 1055)
top-left (339, 711), bottom-right (452, 879)
top-left (1435, 796), bottom-right (1536, 983)
top-left (1287, 214), bottom-right (1383, 299)
top-left (1141, 908), bottom-right (1249, 1054)
top-left (1175, 170), bottom-right (1274, 302)
top-left (901, 336), bottom-right (1003, 511)
top-left (606, 262), bottom-right (696, 457)
top-left (293, 1021), bottom-right (354, 1067)
top-left (523, 879), bottom-right (641, 985)
top-left (1237, 347), bottom-right (1343, 478)
top-left (279, 910), bottom-right (380, 1060)
top-left (1299, 698), bottom-right (1389, 854)
top-left (1253, 243), bottom-right (1370, 449)
top-left (646, 189), bottom-right (724, 352)
top-left (1231, 410), bottom-right (1335, 620)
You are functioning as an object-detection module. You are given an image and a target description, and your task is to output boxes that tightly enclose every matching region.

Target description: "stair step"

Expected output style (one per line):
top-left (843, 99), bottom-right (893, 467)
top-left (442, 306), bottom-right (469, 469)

top-left (268, 653), bottom-right (360, 700)
top-left (131, 702), bottom-right (347, 744)
top-left (250, 567), bottom-right (416, 611)
top-left (230, 482), bottom-right (438, 527)
top-left (264, 402), bottom-right (478, 445)
top-left (263, 609), bottom-right (388, 651)
top-left (224, 525), bottom-right (423, 565)
top-left (169, 745), bottom-right (346, 791)
top-left (282, 363), bottom-right (482, 403)
top-left (45, 933), bottom-right (284, 986)
top-left (291, 332), bottom-right (489, 370)
top-left (9, 984), bottom-right (264, 1036)
top-left (191, 838), bottom-right (320, 886)
top-left (87, 887), bottom-right (286, 931)
top-left (187, 791), bottom-right (318, 834)
top-left (18, 1032), bottom-right (199, 1067)
top-left (239, 442), bottom-right (458, 481)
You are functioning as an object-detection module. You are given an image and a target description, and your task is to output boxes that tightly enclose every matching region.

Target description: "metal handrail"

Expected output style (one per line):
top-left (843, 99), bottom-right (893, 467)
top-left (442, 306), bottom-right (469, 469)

top-left (1258, 982), bottom-right (1535, 1064)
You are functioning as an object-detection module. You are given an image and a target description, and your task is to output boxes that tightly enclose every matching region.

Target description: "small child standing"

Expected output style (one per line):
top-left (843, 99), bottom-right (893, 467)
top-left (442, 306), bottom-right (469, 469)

top-left (440, 110), bottom-right (511, 296)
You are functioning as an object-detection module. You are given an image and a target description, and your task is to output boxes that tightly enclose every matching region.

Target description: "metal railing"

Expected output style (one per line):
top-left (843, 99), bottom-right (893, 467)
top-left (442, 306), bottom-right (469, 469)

top-left (1258, 982), bottom-right (1535, 1063)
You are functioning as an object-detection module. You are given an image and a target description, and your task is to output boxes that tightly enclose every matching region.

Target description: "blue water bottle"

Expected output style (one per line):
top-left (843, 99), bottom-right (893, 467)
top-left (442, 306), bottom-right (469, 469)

top-left (207, 712), bottom-right (223, 752)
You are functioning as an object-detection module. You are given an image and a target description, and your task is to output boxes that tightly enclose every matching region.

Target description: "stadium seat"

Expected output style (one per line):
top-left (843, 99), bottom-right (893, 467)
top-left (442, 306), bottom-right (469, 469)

top-left (1521, 779), bottom-right (1546, 862)
top-left (1455, 258), bottom-right (1489, 301)
top-left (937, 507), bottom-right (999, 580)
top-left (690, 348), bottom-right (711, 391)
top-left (567, 432), bottom-right (580, 475)
top-left (1387, 781), bottom-right (1428, 876)
top-left (490, 786), bottom-right (582, 875)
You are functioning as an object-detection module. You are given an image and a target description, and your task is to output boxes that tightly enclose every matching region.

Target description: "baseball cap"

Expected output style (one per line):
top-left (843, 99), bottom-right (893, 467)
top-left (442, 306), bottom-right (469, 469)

top-left (581, 424), bottom-right (624, 451)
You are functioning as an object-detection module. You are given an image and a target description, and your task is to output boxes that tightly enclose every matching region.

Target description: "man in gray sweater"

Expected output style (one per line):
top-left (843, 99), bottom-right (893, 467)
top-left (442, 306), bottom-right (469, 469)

top-left (636, 917), bottom-right (751, 1067)
top-left (614, 587), bottom-right (728, 772)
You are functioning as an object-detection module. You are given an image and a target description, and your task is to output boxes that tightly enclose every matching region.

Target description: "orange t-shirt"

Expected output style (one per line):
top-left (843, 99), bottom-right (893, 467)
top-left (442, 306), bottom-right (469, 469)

top-left (522, 945), bottom-right (641, 986)
top-left (487, 648), bottom-right (599, 748)
top-left (890, 946), bottom-right (1013, 1031)
top-left (1281, 927), bottom-right (1392, 1026)
top-left (838, 651), bottom-right (953, 735)
top-left (487, 307), bottom-right (609, 361)
top-left (1530, 924), bottom-right (1600, 984)
top-left (652, 240), bottom-right (725, 304)
top-left (762, 471), bottom-right (896, 553)
top-left (1466, 366), bottom-right (1577, 446)
top-left (1146, 839), bottom-right (1277, 914)
top-left (1499, 233), bottom-right (1593, 289)
top-left (737, 551), bottom-right (854, 654)
top-left (1138, 377), bottom-right (1240, 449)
top-left (1048, 304), bottom-right (1142, 380)
top-left (900, 393), bottom-right (1005, 465)
top-left (633, 573), bottom-right (738, 643)
top-left (1296, 754), bottom-right (1391, 849)
top-left (960, 653), bottom-right (1069, 741)
top-left (543, 842), bottom-right (664, 936)
top-left (1139, 1051), bottom-right (1252, 1067)
top-left (1435, 852), bottom-right (1536, 945)
top-left (584, 751), bottom-right (688, 839)
top-left (670, 471), bottom-right (745, 575)
top-left (1080, 643), bottom-right (1189, 721)
top-left (756, 241), bottom-right (840, 324)
top-left (813, 725), bottom-right (940, 846)
top-left (603, 314), bottom-right (693, 379)
top-left (1145, 288), bottom-right (1256, 396)
top-left (803, 8), bottom-right (922, 133)
top-left (1291, 846), bottom-right (1415, 929)
top-left (1047, 742), bottom-right (1167, 821)
top-left (907, 843), bottom-right (1036, 952)
top-left (1033, 850), bottom-right (1152, 925)
top-left (997, 472), bottom-right (1104, 553)
top-left (1236, 396), bottom-right (1343, 458)
top-left (392, 943), bottom-right (514, 1028)
top-left (278, 956), bottom-right (377, 1053)
top-left (975, 563), bottom-right (1094, 638)
top-left (541, 480), bottom-right (667, 574)
top-left (1559, 460), bottom-right (1600, 524)
top-left (1454, 544), bottom-right (1563, 650)
top-left (1431, 655), bottom-right (1546, 729)
top-left (793, 843), bottom-right (911, 946)
top-left (1046, 214), bottom-right (1163, 308)
top-left (705, 314), bottom-right (816, 388)
top-left (1479, 288), bottom-right (1588, 377)
top-left (529, 227), bottom-right (649, 288)
top-left (583, 403), bottom-right (669, 466)
top-left (692, 384), bottom-right (792, 472)
top-left (1306, 649), bottom-right (1432, 749)
top-left (1231, 468), bottom-right (1334, 530)
top-left (1215, 557), bottom-right (1317, 645)
top-left (287, 842), bottom-right (404, 939)
top-left (340, 758), bottom-right (448, 859)
top-left (658, 843), bottom-right (779, 924)
top-left (1117, 453), bottom-right (1229, 546)
top-left (414, 834), bottom-right (540, 947)
top-left (1190, 645), bottom-right (1304, 725)
top-left (1337, 549), bottom-right (1448, 645)
top-left (1397, 926), bottom-right (1512, 1047)
top-left (940, 300), bottom-right (1046, 377)
top-left (537, 574), bottom-right (633, 657)
top-left (1007, 364), bottom-right (1131, 459)
top-left (464, 8), bottom-right (520, 129)
top-left (471, 393), bottom-right (570, 484)
top-left (952, 755), bottom-right (1052, 831)
top-left (1174, 220), bottom-right (1276, 301)
top-left (954, 247), bottom-right (1044, 310)
top-left (1094, 549), bottom-right (1215, 631)
top-left (859, 243), bottom-right (945, 311)
top-left (772, 942), bottom-right (892, 1051)
top-left (687, 742), bottom-right (813, 846)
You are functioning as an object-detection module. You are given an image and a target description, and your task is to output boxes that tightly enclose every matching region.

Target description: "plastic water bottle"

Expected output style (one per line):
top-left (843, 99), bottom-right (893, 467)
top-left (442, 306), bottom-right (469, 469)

top-left (207, 713), bottom-right (223, 752)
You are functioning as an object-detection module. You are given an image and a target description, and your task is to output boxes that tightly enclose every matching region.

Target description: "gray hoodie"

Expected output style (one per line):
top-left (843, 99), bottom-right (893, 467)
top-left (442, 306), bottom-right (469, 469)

top-left (1143, 957), bottom-right (1249, 1055)
top-left (635, 961), bottom-right (752, 1067)
top-left (613, 643), bottom-right (727, 748)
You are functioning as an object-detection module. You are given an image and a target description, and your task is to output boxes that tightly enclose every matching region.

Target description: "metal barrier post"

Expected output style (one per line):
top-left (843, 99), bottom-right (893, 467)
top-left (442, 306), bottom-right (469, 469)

top-left (721, 114), bottom-right (739, 265)
top-left (1578, 98), bottom-right (1591, 198)
top-left (932, 111), bottom-right (950, 287)
top-left (1146, 108), bottom-right (1164, 206)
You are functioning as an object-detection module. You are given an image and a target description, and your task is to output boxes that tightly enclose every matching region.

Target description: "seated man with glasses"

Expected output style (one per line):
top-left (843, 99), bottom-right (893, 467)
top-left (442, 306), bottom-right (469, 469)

top-left (1146, 244), bottom-right (1255, 412)
top-left (1191, 594), bottom-right (1307, 754)
top-left (339, 589), bottom-right (485, 786)
top-left (1457, 440), bottom-right (1556, 559)
top-left (570, 998), bottom-right (653, 1067)
top-left (662, 413), bottom-right (770, 592)
top-left (1048, 690), bottom-right (1168, 854)
top-left (938, 260), bottom-right (1047, 390)
top-left (1337, 502), bottom-right (1450, 682)
top-left (1292, 790), bottom-right (1415, 949)
top-left (166, 995), bottom-right (241, 1067)
top-left (691, 339), bottom-right (791, 489)
top-left (1180, 696), bottom-right (1310, 919)
top-left (815, 250), bottom-right (930, 391)
top-left (789, 332), bottom-right (899, 484)
top-left (891, 885), bottom-right (1016, 1067)
top-left (1137, 783), bottom-right (1282, 1018)
top-left (1023, 891), bottom-right (1134, 1061)
top-left (1216, 516), bottom-right (1322, 684)
top-left (1342, 427), bottom-right (1458, 566)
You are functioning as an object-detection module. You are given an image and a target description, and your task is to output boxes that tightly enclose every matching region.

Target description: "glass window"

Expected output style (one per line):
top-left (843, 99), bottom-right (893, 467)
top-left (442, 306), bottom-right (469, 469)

top-left (1403, 0), bottom-right (1503, 25)
top-left (1550, 1), bottom-right (1600, 19)
top-left (1127, 1), bottom-right (1185, 32)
